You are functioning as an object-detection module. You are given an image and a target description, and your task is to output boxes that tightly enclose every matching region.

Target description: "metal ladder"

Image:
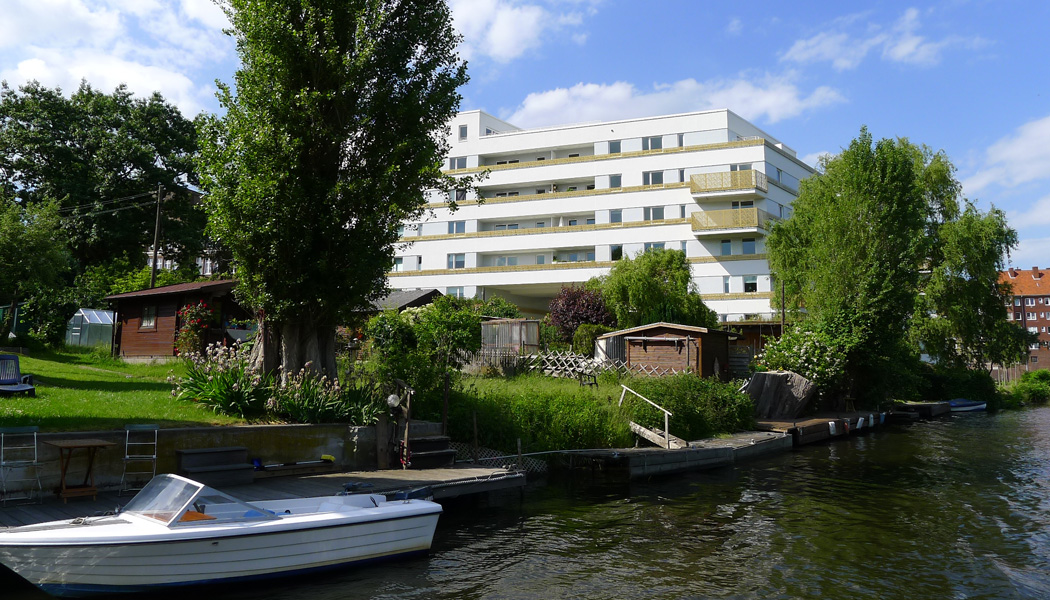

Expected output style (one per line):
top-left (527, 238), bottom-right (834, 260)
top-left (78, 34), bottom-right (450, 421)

top-left (0, 426), bottom-right (42, 505)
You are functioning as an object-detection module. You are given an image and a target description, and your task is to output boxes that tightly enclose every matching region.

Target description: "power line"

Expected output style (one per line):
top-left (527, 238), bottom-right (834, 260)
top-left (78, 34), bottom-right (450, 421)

top-left (59, 199), bottom-right (157, 221)
top-left (56, 191), bottom-right (155, 214)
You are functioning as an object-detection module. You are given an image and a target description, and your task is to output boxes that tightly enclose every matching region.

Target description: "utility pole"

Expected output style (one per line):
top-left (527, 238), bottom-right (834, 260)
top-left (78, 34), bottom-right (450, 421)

top-left (149, 183), bottom-right (164, 289)
top-left (780, 280), bottom-right (786, 333)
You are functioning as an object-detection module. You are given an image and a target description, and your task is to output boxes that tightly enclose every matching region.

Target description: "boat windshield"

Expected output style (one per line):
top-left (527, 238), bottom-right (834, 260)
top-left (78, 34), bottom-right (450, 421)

top-left (123, 474), bottom-right (280, 527)
top-left (122, 475), bottom-right (201, 526)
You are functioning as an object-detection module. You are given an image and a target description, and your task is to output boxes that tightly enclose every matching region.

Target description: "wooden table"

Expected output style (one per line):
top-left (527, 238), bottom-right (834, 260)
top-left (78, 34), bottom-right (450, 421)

top-left (44, 439), bottom-right (116, 502)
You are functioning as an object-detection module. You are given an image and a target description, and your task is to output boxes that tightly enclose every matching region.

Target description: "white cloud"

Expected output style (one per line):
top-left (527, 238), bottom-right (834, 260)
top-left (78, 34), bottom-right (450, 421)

top-left (726, 18), bottom-right (742, 35)
top-left (800, 150), bottom-right (833, 169)
top-left (782, 7), bottom-right (981, 70)
top-left (1007, 236), bottom-right (1050, 270)
top-left (962, 114), bottom-right (1050, 194)
top-left (504, 74), bottom-right (845, 129)
top-left (0, 0), bottom-right (234, 115)
top-left (450, 0), bottom-right (600, 64)
top-left (1005, 194), bottom-right (1050, 229)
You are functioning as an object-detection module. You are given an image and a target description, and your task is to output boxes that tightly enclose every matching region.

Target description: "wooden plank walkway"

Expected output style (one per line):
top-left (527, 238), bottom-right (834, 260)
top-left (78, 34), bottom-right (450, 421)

top-left (0, 466), bottom-right (523, 529)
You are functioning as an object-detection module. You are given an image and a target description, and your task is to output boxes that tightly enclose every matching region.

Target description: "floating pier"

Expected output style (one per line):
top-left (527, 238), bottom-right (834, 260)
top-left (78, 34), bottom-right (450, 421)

top-left (0, 465), bottom-right (523, 529)
top-left (557, 431), bottom-right (792, 479)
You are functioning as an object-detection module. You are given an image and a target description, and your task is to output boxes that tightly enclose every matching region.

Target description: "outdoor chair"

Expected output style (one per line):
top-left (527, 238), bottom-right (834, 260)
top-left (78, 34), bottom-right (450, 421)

top-left (0, 354), bottom-right (34, 397)
top-left (120, 424), bottom-right (159, 496)
top-left (0, 426), bottom-right (42, 505)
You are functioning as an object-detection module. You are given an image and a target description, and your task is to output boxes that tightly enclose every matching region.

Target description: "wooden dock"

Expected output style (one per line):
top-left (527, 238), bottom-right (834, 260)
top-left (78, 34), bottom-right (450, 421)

top-left (0, 466), bottom-right (524, 529)
top-left (557, 431), bottom-right (792, 479)
top-left (756, 411), bottom-right (888, 447)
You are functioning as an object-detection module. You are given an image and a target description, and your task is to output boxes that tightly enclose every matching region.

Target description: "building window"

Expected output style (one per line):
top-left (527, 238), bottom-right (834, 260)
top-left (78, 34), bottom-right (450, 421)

top-left (450, 157), bottom-right (467, 169)
top-left (1027, 298), bottom-right (1036, 306)
top-left (447, 286), bottom-right (465, 298)
top-left (586, 251), bottom-right (595, 261)
top-left (536, 221), bottom-right (546, 228)
top-left (392, 257), bottom-right (404, 272)
top-left (568, 219), bottom-right (578, 226)
top-left (643, 206), bottom-right (665, 221)
top-left (1015, 298), bottom-right (1022, 306)
top-left (678, 169), bottom-right (686, 183)
top-left (1033, 356), bottom-right (1040, 363)
top-left (568, 153), bottom-right (580, 158)
top-left (642, 136), bottom-right (662, 151)
top-left (1028, 312), bottom-right (1037, 321)
top-left (447, 253), bottom-right (465, 269)
top-left (680, 241), bottom-right (688, 253)
top-left (677, 133), bottom-right (685, 147)
top-left (610, 209), bottom-right (622, 224)
top-left (742, 238), bottom-right (756, 254)
top-left (744, 276), bottom-right (758, 293)
top-left (537, 255), bottom-right (545, 265)
top-left (723, 276), bottom-right (731, 294)
top-left (611, 245), bottom-right (623, 261)
top-left (496, 256), bottom-right (519, 267)
top-left (1015, 312), bottom-right (1022, 321)
top-left (586, 218), bottom-right (596, 225)
top-left (609, 140), bottom-right (621, 154)
top-left (732, 200), bottom-right (754, 209)
top-left (448, 221), bottom-right (465, 234)
top-left (730, 163), bottom-right (752, 171)
top-left (643, 171), bottom-right (664, 186)
top-left (536, 189), bottom-right (547, 194)
top-left (721, 239), bottom-right (732, 256)
top-left (140, 305), bottom-right (157, 329)
top-left (458, 125), bottom-right (467, 140)
top-left (644, 242), bottom-right (665, 252)
top-left (450, 188), bottom-right (466, 202)
top-left (609, 174), bottom-right (622, 188)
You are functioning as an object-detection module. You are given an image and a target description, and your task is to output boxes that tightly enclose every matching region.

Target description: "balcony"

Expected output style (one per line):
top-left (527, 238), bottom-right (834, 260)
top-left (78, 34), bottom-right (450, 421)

top-left (691, 208), bottom-right (778, 237)
top-left (690, 170), bottom-right (767, 198)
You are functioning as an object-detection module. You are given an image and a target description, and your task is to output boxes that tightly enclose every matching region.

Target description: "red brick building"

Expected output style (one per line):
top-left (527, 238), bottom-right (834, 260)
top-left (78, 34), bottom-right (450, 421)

top-left (1001, 266), bottom-right (1050, 369)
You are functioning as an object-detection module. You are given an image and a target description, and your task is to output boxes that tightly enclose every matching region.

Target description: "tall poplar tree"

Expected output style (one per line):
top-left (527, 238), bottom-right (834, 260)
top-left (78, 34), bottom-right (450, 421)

top-left (197, 0), bottom-right (469, 376)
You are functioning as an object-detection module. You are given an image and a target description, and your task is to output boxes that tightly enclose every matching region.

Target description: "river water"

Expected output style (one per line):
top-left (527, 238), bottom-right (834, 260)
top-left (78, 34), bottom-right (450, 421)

top-left (8, 408), bottom-right (1050, 599)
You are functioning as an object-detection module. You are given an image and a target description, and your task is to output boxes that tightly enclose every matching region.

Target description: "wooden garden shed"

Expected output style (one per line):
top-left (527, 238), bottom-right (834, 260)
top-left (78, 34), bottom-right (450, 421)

top-left (596, 322), bottom-right (739, 379)
top-left (106, 280), bottom-right (249, 360)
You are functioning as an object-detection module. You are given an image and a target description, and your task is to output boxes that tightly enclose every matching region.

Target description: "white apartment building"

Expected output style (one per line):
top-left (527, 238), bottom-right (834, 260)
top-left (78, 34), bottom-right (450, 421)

top-left (389, 109), bottom-right (813, 325)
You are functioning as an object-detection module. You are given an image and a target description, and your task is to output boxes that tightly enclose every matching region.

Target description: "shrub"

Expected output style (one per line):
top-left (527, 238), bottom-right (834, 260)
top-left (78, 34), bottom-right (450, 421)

top-left (547, 286), bottom-right (615, 343)
top-left (1012, 378), bottom-right (1050, 406)
top-left (175, 301), bottom-right (215, 356)
top-left (174, 342), bottom-right (270, 419)
top-left (270, 368), bottom-right (384, 424)
top-left (572, 324), bottom-right (615, 356)
top-left (757, 324), bottom-right (850, 391)
top-left (625, 374), bottom-right (754, 440)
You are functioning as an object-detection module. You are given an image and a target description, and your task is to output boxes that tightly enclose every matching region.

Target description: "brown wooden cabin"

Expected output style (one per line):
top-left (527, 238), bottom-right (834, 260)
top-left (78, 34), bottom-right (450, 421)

top-left (106, 280), bottom-right (249, 360)
top-left (596, 322), bottom-right (740, 379)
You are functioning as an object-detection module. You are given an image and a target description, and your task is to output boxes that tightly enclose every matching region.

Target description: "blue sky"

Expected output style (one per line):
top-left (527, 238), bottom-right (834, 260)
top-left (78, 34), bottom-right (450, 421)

top-left (3, 0), bottom-right (1049, 267)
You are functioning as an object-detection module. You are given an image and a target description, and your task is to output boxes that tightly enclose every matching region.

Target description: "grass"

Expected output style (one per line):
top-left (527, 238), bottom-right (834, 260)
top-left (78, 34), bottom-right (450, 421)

top-left (2, 347), bottom-right (242, 432)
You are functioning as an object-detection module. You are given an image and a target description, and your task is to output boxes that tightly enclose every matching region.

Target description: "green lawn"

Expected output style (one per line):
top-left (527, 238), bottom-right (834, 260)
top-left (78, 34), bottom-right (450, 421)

top-left (1, 348), bottom-right (242, 432)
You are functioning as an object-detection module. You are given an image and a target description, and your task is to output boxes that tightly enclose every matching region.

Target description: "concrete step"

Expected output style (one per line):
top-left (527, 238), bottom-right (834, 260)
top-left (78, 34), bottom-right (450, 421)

top-left (408, 435), bottom-right (451, 453)
top-left (408, 449), bottom-right (457, 470)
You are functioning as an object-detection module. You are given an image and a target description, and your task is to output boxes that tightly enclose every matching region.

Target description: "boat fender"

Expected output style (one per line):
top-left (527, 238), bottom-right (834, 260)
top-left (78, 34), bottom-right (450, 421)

top-left (828, 421), bottom-right (837, 435)
top-left (844, 421), bottom-right (849, 434)
top-left (857, 417), bottom-right (865, 429)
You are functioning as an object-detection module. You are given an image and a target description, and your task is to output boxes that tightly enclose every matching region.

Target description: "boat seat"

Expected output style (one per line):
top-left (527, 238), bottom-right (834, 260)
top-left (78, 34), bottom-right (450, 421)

top-left (179, 510), bottom-right (216, 522)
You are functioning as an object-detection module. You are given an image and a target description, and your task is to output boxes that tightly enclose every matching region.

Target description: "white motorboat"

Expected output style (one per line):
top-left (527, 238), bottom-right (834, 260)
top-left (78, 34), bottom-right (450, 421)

top-left (0, 474), bottom-right (442, 597)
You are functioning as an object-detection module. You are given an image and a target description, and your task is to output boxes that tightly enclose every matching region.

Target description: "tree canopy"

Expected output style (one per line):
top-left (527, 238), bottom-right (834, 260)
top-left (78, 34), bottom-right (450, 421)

top-left (766, 127), bottom-right (1026, 404)
top-left (0, 200), bottom-right (70, 340)
top-left (198, 0), bottom-right (469, 377)
top-left (591, 249), bottom-right (717, 330)
top-left (0, 81), bottom-right (203, 271)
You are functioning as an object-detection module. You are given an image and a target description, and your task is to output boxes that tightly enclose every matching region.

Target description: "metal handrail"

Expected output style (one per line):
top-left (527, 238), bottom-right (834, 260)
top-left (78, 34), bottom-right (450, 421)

top-left (618, 384), bottom-right (673, 449)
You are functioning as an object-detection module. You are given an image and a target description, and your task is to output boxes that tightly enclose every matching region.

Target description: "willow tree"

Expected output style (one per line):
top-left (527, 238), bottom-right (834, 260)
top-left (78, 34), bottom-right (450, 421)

top-left (197, 0), bottom-right (469, 376)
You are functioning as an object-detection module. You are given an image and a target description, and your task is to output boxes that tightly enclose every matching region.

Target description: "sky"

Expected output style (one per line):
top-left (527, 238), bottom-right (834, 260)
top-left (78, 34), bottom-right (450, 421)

top-left (3, 0), bottom-right (1049, 268)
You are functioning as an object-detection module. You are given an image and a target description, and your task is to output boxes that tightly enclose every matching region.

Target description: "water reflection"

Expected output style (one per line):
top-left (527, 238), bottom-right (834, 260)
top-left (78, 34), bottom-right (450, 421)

top-left (7, 409), bottom-right (1050, 599)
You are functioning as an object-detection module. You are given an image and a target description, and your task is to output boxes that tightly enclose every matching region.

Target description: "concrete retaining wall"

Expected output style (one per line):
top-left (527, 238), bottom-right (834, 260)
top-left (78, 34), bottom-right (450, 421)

top-left (15, 424), bottom-right (377, 494)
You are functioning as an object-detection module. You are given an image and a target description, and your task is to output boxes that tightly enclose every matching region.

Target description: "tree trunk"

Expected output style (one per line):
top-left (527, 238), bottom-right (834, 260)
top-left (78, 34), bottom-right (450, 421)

top-left (250, 317), bottom-right (338, 382)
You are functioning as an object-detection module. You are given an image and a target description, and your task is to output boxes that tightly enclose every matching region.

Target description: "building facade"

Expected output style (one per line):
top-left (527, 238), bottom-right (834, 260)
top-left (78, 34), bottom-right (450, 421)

top-left (389, 109), bottom-right (813, 325)
top-left (1002, 266), bottom-right (1050, 368)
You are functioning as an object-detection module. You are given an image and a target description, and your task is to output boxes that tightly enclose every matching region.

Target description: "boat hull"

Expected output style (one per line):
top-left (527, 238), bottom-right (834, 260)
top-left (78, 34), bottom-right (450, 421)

top-left (0, 511), bottom-right (439, 597)
top-left (949, 398), bottom-right (987, 412)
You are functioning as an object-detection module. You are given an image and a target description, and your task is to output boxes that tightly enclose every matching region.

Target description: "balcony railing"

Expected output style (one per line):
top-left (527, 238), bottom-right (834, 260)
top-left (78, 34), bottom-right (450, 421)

top-left (691, 208), bottom-right (778, 232)
top-left (690, 170), bottom-right (767, 194)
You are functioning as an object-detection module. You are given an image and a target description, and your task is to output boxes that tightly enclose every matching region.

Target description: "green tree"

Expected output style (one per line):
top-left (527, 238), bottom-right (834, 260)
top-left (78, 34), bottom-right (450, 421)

top-left (912, 204), bottom-right (1030, 367)
top-left (0, 200), bottom-right (71, 340)
top-left (198, 0), bottom-right (469, 377)
top-left (0, 81), bottom-right (203, 271)
top-left (592, 249), bottom-right (717, 330)
top-left (767, 128), bottom-right (1026, 403)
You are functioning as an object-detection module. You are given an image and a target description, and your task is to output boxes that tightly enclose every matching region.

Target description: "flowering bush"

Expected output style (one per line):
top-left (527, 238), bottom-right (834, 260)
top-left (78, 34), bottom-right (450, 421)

top-left (269, 366), bottom-right (384, 424)
top-left (176, 301), bottom-right (215, 356)
top-left (172, 342), bottom-right (384, 424)
top-left (755, 325), bottom-right (850, 391)
top-left (173, 342), bottom-right (270, 419)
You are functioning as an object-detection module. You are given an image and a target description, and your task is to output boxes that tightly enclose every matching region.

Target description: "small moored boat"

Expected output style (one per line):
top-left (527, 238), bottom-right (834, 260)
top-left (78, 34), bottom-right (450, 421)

top-left (0, 474), bottom-right (442, 597)
top-left (949, 398), bottom-right (987, 412)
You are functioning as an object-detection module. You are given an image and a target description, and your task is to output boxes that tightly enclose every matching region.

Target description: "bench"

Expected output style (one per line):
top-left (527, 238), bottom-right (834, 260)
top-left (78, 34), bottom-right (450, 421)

top-left (175, 446), bottom-right (254, 487)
